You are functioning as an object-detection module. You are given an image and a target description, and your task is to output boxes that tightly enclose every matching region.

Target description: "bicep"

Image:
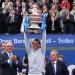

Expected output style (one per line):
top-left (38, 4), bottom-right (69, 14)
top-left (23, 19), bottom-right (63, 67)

top-left (41, 31), bottom-right (46, 53)
top-left (24, 32), bottom-right (31, 54)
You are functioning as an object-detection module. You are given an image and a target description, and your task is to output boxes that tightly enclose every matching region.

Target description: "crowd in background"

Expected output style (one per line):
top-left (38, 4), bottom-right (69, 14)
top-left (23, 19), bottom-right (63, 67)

top-left (0, 0), bottom-right (75, 34)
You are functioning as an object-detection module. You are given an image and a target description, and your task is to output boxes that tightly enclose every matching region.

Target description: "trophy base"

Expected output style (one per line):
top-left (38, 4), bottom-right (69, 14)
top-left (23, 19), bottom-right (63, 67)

top-left (28, 28), bottom-right (41, 34)
top-left (28, 24), bottom-right (41, 34)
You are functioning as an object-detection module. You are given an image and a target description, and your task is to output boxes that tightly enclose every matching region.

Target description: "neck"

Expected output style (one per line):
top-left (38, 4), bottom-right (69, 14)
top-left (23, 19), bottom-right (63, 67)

top-left (51, 16), bottom-right (55, 18)
top-left (8, 52), bottom-right (12, 53)
top-left (22, 7), bottom-right (25, 8)
top-left (52, 60), bottom-right (56, 62)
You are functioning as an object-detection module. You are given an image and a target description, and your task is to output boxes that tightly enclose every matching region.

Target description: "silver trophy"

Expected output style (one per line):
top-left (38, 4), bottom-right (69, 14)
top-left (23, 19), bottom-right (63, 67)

top-left (28, 14), bottom-right (42, 34)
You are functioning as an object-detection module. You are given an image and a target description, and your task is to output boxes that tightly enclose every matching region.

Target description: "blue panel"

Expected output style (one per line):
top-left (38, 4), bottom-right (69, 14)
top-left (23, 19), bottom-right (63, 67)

top-left (0, 34), bottom-right (75, 47)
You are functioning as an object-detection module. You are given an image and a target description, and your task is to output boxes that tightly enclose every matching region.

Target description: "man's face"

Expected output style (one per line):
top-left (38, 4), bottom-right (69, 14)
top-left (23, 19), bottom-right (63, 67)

top-left (5, 0), bottom-right (9, 2)
top-left (6, 42), bottom-right (13, 53)
top-left (32, 41), bottom-right (40, 50)
top-left (11, 10), bottom-right (15, 15)
top-left (42, 0), bottom-right (46, 4)
top-left (65, 9), bottom-right (69, 14)
top-left (54, 0), bottom-right (59, 3)
top-left (10, 2), bottom-right (13, 7)
top-left (50, 51), bottom-right (57, 62)
top-left (1, 43), bottom-right (6, 52)
top-left (29, 0), bottom-right (33, 2)
top-left (22, 3), bottom-right (26, 8)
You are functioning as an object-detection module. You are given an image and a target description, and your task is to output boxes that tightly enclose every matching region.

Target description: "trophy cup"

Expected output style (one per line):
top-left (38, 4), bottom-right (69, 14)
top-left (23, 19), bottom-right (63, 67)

top-left (28, 14), bottom-right (42, 34)
top-left (24, 3), bottom-right (46, 33)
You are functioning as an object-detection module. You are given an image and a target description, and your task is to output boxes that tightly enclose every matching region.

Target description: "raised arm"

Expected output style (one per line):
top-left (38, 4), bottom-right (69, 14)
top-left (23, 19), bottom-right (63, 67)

top-left (41, 14), bottom-right (46, 53)
top-left (41, 31), bottom-right (46, 53)
top-left (24, 32), bottom-right (31, 54)
top-left (24, 15), bottom-right (31, 54)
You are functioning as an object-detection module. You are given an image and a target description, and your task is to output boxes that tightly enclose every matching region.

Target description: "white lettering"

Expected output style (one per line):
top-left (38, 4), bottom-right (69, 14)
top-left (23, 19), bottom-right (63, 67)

top-left (14, 39), bottom-right (24, 44)
top-left (0, 39), bottom-right (12, 44)
top-left (46, 39), bottom-right (51, 43)
top-left (58, 38), bottom-right (74, 43)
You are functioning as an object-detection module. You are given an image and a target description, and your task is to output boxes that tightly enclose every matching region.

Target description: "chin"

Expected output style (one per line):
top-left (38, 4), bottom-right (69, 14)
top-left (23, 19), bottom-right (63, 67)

top-left (34, 48), bottom-right (38, 50)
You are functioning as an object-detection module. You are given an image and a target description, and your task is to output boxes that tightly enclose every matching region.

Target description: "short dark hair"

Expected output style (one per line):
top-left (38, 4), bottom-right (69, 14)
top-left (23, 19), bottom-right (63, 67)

top-left (58, 55), bottom-right (64, 59)
top-left (34, 39), bottom-right (41, 44)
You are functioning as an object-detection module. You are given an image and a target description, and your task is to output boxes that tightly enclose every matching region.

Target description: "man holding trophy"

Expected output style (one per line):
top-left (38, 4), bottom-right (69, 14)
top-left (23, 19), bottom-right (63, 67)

top-left (24, 11), bottom-right (46, 75)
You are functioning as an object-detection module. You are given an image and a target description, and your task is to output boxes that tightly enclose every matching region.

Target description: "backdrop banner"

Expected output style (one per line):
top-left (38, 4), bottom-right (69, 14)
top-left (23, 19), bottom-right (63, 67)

top-left (0, 34), bottom-right (75, 47)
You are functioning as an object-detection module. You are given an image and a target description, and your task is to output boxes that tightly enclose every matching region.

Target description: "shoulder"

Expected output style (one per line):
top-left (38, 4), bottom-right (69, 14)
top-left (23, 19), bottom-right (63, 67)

top-left (57, 59), bottom-right (61, 62)
top-left (0, 53), bottom-right (3, 56)
top-left (7, 15), bottom-right (11, 18)
top-left (57, 60), bottom-right (66, 65)
top-left (15, 15), bottom-right (18, 18)
top-left (3, 52), bottom-right (7, 55)
top-left (69, 14), bottom-right (74, 17)
top-left (2, 2), bottom-right (4, 5)
top-left (46, 62), bottom-right (51, 66)
top-left (0, 52), bottom-right (7, 57)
